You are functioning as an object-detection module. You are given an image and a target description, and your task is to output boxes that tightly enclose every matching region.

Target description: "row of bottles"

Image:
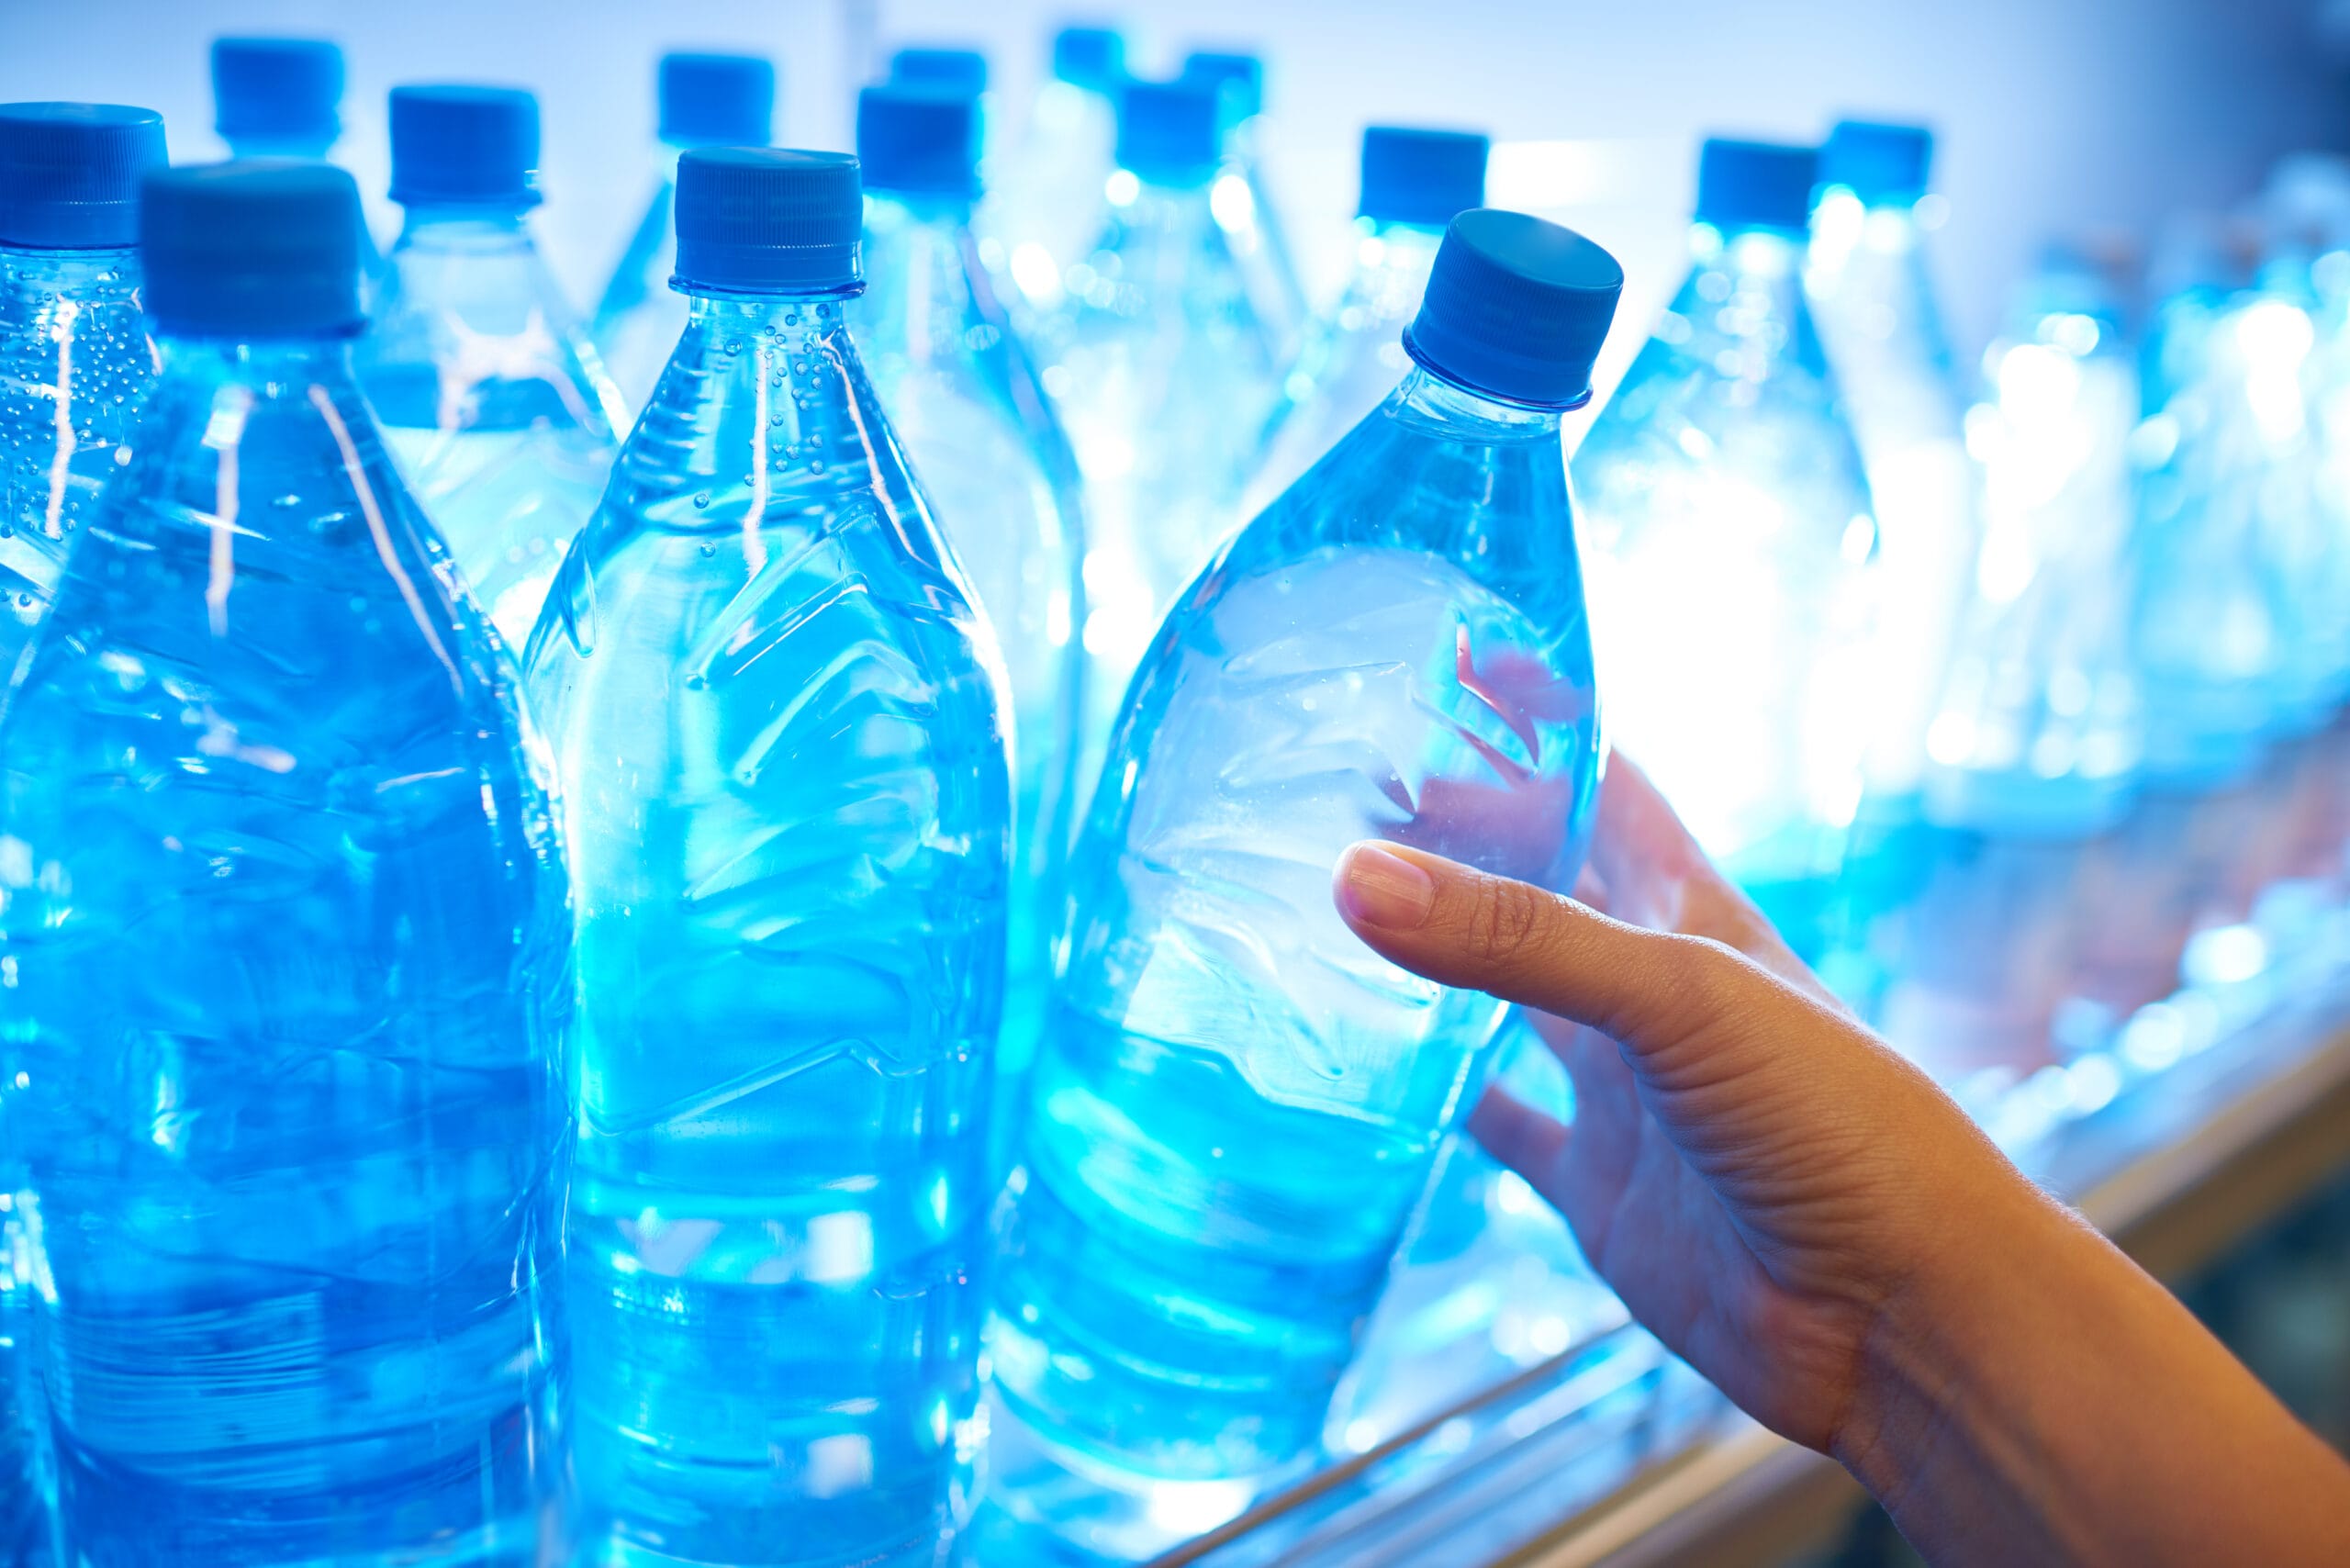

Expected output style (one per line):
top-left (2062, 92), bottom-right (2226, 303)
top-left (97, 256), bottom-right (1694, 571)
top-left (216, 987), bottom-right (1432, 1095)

top-left (6, 18), bottom-right (2350, 1568)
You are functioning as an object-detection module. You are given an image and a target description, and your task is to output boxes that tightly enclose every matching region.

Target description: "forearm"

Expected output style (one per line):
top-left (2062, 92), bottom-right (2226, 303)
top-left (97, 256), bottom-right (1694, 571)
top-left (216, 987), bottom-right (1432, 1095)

top-left (1838, 1187), bottom-right (2350, 1566)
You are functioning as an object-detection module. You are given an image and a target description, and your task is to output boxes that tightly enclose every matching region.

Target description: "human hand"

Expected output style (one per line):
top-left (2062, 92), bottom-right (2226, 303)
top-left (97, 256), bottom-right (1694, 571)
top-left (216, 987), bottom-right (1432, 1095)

top-left (1331, 757), bottom-right (2350, 1565)
top-left (1334, 756), bottom-right (2018, 1455)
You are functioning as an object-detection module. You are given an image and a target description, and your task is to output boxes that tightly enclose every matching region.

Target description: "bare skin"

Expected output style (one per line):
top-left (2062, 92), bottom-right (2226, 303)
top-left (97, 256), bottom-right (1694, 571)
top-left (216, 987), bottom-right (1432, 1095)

top-left (1332, 758), bottom-right (2350, 1566)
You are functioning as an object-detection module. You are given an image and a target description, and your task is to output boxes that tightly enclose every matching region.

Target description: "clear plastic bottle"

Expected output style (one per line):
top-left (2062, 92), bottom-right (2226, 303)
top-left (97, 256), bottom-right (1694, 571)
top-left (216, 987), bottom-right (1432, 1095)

top-left (0, 160), bottom-right (571, 1566)
top-left (1179, 51), bottom-right (1308, 364)
top-left (589, 52), bottom-right (777, 415)
top-left (0, 103), bottom-right (165, 692)
top-left (993, 27), bottom-right (1125, 294)
top-left (0, 98), bottom-right (166, 1562)
top-left (988, 210), bottom-right (1617, 1519)
top-left (1246, 125), bottom-right (1489, 512)
top-left (1807, 120), bottom-right (1979, 809)
top-left (1029, 74), bottom-right (1284, 773)
top-left (1573, 139), bottom-right (1880, 957)
top-left (1924, 246), bottom-right (2144, 835)
top-left (2130, 223), bottom-right (2298, 785)
top-left (208, 37), bottom-right (383, 285)
top-left (853, 84), bottom-right (1086, 1148)
top-left (358, 84), bottom-right (625, 652)
top-left (526, 149), bottom-right (1009, 1568)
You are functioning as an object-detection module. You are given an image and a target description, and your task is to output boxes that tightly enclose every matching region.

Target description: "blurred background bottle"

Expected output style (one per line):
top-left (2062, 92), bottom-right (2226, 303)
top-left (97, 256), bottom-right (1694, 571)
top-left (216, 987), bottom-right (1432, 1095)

top-left (1573, 138), bottom-right (1882, 959)
top-left (527, 149), bottom-right (1008, 1568)
top-left (1807, 119), bottom-right (1979, 816)
top-left (589, 50), bottom-right (776, 415)
top-left (0, 97), bottom-right (165, 1562)
top-left (1925, 242), bottom-right (2145, 837)
top-left (1028, 73), bottom-right (1285, 774)
top-left (988, 211), bottom-right (1616, 1550)
top-left (208, 36), bottom-right (382, 289)
top-left (2130, 218), bottom-right (2295, 788)
top-left (358, 84), bottom-right (624, 651)
top-left (1, 159), bottom-right (571, 1567)
top-left (1181, 50), bottom-right (1308, 362)
top-left (854, 84), bottom-right (1088, 1164)
top-left (1246, 125), bottom-right (1490, 511)
top-left (994, 26), bottom-right (1126, 289)
top-left (0, 103), bottom-right (164, 691)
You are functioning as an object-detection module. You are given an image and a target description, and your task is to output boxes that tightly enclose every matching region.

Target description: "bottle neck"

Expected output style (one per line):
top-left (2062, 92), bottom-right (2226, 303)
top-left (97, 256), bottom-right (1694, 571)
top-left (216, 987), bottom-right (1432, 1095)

top-left (1391, 365), bottom-right (1565, 442)
top-left (0, 243), bottom-right (142, 305)
top-left (391, 204), bottom-right (537, 252)
top-left (866, 189), bottom-right (977, 234)
top-left (153, 332), bottom-right (356, 384)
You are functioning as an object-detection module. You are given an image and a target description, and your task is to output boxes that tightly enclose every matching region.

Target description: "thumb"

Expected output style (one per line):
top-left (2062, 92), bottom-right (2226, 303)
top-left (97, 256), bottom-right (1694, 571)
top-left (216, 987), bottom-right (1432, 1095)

top-left (1331, 841), bottom-right (1825, 1058)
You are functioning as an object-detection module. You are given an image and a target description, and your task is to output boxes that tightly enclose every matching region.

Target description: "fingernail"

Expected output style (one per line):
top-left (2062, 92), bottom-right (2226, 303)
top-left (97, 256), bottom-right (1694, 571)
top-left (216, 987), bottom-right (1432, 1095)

top-left (1336, 843), bottom-right (1438, 932)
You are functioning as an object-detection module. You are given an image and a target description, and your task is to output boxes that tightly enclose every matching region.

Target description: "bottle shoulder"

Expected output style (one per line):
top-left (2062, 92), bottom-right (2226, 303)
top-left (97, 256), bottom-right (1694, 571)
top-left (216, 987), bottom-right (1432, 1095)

top-left (541, 322), bottom-right (999, 685)
top-left (360, 240), bottom-right (623, 441)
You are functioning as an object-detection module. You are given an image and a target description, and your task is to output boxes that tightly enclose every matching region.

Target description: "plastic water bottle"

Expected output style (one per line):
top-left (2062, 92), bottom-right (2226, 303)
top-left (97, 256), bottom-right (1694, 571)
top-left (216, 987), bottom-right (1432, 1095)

top-left (1807, 120), bottom-right (1979, 810)
top-left (526, 149), bottom-right (1009, 1567)
top-left (2130, 223), bottom-right (2302, 784)
top-left (1180, 50), bottom-right (1308, 360)
top-left (854, 84), bottom-right (1086, 1144)
top-left (1030, 74), bottom-right (1284, 768)
top-left (1573, 139), bottom-right (1880, 958)
top-left (0, 103), bottom-right (166, 690)
top-left (1924, 246), bottom-right (2143, 834)
top-left (0, 99), bottom-right (166, 1561)
top-left (209, 37), bottom-right (382, 286)
top-left (994, 27), bottom-right (1126, 294)
top-left (2263, 155), bottom-right (2350, 718)
top-left (1246, 126), bottom-right (1489, 511)
top-left (0, 160), bottom-right (572, 1565)
top-left (358, 84), bottom-right (624, 652)
top-left (589, 51), bottom-right (777, 414)
top-left (988, 209), bottom-right (1617, 1528)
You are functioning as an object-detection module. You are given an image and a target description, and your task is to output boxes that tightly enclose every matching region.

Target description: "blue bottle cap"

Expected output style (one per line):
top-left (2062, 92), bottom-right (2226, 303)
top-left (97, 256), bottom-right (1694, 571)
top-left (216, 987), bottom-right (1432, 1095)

top-left (1115, 78), bottom-right (1223, 187)
top-left (1181, 51), bottom-right (1264, 122)
top-left (1360, 126), bottom-right (1489, 230)
top-left (1695, 138), bottom-right (1818, 234)
top-left (658, 52), bottom-right (777, 148)
top-left (673, 147), bottom-right (862, 297)
top-left (857, 85), bottom-right (979, 201)
top-left (388, 85), bottom-right (541, 209)
top-left (141, 161), bottom-right (365, 339)
top-left (0, 103), bottom-right (167, 251)
top-left (211, 37), bottom-right (343, 145)
top-left (1820, 119), bottom-right (1934, 207)
top-left (889, 48), bottom-right (989, 96)
top-left (1404, 208), bottom-right (1623, 410)
top-left (1053, 26), bottom-right (1125, 92)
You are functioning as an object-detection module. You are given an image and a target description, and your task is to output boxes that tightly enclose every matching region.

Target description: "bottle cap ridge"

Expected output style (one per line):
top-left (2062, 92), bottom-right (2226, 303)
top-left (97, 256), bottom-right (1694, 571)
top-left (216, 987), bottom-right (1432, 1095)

top-left (673, 147), bottom-right (863, 296)
top-left (388, 84), bottom-right (542, 208)
top-left (1695, 137), bottom-right (1819, 234)
top-left (0, 103), bottom-right (168, 251)
top-left (211, 38), bottom-right (342, 144)
top-left (1360, 126), bottom-right (1489, 230)
top-left (1404, 208), bottom-right (1623, 409)
top-left (141, 161), bottom-right (365, 338)
top-left (857, 86), bottom-right (981, 200)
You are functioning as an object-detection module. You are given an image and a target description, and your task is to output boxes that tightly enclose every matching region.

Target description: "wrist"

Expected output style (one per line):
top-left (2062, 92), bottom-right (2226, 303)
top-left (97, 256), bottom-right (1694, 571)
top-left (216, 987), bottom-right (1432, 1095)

top-left (1830, 1165), bottom-right (2087, 1534)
